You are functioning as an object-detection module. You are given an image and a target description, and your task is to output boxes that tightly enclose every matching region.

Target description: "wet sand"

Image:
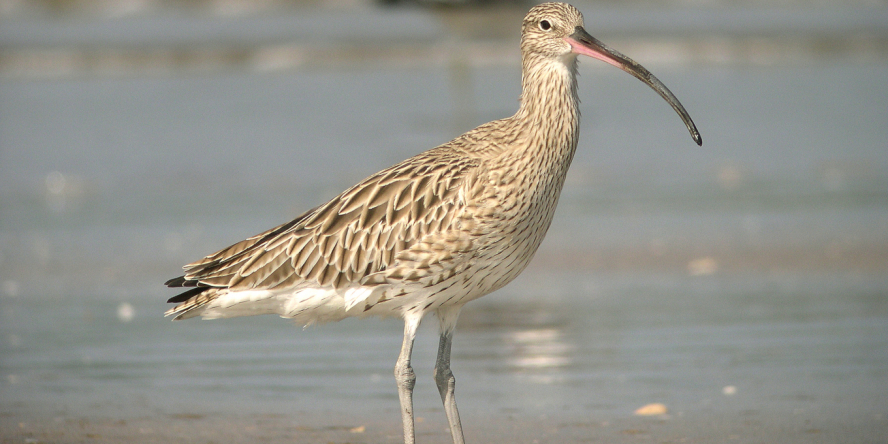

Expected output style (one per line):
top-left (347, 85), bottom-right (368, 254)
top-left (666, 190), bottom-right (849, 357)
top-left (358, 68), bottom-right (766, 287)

top-left (5, 405), bottom-right (885, 444)
top-left (2, 267), bottom-right (886, 444)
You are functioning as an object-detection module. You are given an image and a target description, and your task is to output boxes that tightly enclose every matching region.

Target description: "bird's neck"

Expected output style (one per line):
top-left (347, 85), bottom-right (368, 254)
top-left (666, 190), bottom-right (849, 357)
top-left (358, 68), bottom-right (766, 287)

top-left (517, 54), bottom-right (581, 123)
top-left (512, 53), bottom-right (582, 170)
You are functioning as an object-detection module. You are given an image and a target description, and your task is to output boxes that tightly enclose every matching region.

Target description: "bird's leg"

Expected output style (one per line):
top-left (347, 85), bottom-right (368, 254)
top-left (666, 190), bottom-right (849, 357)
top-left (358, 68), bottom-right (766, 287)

top-left (435, 306), bottom-right (465, 444)
top-left (396, 313), bottom-right (422, 444)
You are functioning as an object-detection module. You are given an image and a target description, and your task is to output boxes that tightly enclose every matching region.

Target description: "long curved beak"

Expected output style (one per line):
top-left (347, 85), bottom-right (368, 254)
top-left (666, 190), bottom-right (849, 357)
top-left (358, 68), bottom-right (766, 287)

top-left (566, 26), bottom-right (702, 146)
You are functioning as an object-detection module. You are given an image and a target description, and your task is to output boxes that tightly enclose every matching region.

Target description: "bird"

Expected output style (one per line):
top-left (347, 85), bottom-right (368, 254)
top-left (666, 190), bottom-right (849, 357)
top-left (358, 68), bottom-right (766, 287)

top-left (164, 3), bottom-right (701, 443)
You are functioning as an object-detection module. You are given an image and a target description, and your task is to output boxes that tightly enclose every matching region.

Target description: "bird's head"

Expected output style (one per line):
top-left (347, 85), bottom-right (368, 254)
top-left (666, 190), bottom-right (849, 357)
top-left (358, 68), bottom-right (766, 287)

top-left (521, 2), bottom-right (702, 146)
top-left (520, 2), bottom-right (586, 61)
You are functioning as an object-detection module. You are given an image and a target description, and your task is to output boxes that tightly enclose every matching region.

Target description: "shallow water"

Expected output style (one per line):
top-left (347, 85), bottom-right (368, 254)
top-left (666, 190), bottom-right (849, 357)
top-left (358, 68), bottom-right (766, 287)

top-left (1, 3), bottom-right (887, 443)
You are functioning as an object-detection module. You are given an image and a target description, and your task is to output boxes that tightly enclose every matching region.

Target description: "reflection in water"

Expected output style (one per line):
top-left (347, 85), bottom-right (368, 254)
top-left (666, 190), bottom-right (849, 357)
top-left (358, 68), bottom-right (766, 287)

top-left (457, 300), bottom-right (575, 386)
top-left (503, 328), bottom-right (572, 370)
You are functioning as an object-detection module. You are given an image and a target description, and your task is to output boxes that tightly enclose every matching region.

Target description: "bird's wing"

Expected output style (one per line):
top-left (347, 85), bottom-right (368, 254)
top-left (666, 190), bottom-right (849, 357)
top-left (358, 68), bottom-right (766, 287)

top-left (167, 148), bottom-right (479, 293)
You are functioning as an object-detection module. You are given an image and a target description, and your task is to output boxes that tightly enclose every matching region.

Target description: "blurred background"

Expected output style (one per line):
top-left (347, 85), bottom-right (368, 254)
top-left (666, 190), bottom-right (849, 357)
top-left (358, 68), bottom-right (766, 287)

top-left (1, 0), bottom-right (886, 443)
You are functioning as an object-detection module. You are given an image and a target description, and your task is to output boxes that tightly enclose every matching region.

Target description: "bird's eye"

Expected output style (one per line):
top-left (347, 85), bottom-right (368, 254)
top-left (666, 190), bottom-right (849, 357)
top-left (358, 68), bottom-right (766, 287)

top-left (539, 20), bottom-right (552, 31)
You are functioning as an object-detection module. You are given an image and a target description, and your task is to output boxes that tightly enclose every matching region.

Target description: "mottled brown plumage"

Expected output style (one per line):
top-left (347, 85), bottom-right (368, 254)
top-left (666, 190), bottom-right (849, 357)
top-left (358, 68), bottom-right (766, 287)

top-left (165, 3), bottom-right (700, 443)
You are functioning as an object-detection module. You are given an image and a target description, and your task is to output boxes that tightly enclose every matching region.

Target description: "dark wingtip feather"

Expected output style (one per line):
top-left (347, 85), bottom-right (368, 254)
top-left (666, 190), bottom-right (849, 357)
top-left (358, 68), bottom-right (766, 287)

top-left (166, 286), bottom-right (209, 303)
top-left (164, 275), bottom-right (189, 287)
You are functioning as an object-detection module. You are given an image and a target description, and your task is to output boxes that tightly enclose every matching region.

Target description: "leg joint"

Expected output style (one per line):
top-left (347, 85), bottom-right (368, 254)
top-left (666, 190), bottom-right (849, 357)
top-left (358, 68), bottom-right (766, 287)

top-left (395, 363), bottom-right (416, 389)
top-left (434, 365), bottom-right (455, 390)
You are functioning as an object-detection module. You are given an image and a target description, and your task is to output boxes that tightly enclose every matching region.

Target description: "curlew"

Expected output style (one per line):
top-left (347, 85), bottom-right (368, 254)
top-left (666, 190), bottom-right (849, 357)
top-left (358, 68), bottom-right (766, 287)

top-left (165, 3), bottom-right (701, 443)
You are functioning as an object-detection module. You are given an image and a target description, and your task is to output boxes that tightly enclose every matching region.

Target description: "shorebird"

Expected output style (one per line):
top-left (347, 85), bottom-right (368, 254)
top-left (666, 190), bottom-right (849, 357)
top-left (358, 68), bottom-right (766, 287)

top-left (165, 3), bottom-right (701, 443)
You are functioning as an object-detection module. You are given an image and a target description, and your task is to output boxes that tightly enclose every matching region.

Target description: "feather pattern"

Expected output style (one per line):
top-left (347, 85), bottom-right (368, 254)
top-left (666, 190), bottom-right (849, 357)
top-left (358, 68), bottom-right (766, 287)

top-left (165, 147), bottom-right (484, 319)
